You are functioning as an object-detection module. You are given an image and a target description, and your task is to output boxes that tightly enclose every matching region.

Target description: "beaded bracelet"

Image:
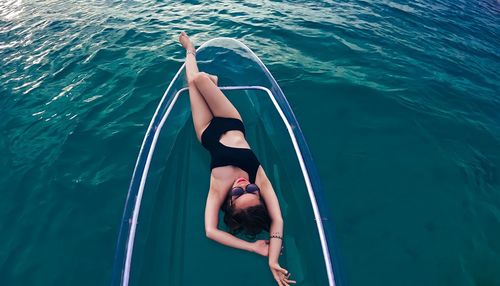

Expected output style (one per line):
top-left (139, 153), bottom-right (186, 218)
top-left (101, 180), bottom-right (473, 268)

top-left (270, 235), bottom-right (283, 240)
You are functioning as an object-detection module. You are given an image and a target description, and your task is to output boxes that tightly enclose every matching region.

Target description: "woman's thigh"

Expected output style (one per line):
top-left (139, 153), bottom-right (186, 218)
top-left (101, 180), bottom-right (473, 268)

top-left (193, 72), bottom-right (242, 120)
top-left (188, 84), bottom-right (213, 141)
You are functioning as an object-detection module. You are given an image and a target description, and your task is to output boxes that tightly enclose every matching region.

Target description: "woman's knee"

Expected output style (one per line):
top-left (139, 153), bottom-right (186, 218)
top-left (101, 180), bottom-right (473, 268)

top-left (192, 72), bottom-right (210, 85)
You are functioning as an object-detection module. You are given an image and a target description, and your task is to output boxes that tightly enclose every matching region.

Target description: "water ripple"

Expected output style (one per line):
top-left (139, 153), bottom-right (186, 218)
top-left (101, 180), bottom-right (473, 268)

top-left (0, 1), bottom-right (499, 286)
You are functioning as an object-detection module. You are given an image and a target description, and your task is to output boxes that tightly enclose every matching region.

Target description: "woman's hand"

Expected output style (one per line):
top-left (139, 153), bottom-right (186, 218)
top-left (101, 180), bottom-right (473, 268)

top-left (269, 263), bottom-right (296, 286)
top-left (252, 240), bottom-right (270, 256)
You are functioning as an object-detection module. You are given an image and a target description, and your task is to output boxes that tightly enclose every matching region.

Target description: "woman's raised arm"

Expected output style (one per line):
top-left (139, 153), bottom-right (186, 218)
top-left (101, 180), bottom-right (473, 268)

top-left (256, 167), bottom-right (296, 285)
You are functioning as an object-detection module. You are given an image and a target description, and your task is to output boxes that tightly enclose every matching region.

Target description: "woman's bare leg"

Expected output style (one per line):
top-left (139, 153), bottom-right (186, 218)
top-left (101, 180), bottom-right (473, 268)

top-left (192, 72), bottom-right (242, 120)
top-left (179, 32), bottom-right (213, 141)
top-left (180, 32), bottom-right (241, 126)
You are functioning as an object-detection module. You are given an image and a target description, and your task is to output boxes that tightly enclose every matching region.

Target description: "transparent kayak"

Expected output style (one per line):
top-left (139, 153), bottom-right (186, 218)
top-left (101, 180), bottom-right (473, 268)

top-left (111, 38), bottom-right (341, 286)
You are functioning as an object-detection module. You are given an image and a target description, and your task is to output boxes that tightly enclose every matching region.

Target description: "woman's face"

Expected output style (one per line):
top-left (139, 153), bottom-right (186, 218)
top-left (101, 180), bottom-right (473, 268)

top-left (230, 177), bottom-right (261, 210)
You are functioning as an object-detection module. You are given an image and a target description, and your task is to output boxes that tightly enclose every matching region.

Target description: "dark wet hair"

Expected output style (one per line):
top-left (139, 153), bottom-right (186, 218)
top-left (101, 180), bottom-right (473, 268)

top-left (221, 196), bottom-right (271, 238)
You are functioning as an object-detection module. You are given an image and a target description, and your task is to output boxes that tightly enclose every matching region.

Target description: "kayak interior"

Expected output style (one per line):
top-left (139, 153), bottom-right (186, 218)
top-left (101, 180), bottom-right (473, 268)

top-left (111, 38), bottom-right (339, 286)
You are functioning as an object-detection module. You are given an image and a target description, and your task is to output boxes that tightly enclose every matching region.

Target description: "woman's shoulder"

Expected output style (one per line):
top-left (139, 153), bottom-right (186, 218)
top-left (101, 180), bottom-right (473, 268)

top-left (209, 173), bottom-right (232, 196)
top-left (254, 166), bottom-right (271, 188)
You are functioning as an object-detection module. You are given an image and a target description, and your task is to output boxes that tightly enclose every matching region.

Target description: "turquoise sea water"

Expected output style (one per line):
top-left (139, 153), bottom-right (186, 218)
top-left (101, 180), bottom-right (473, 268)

top-left (1, 1), bottom-right (499, 285)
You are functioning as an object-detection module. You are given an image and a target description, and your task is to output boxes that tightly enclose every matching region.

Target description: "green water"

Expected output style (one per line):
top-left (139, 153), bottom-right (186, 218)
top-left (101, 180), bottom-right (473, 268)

top-left (1, 1), bottom-right (499, 285)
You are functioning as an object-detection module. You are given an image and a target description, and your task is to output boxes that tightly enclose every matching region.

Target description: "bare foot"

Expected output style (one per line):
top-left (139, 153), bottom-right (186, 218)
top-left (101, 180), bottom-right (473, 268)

top-left (178, 31), bottom-right (194, 52)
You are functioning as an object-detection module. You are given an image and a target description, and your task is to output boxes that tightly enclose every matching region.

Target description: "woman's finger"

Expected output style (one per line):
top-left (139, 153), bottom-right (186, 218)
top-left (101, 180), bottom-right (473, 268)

top-left (273, 273), bottom-right (283, 286)
top-left (284, 278), bottom-right (297, 284)
top-left (278, 273), bottom-right (289, 286)
top-left (279, 268), bottom-right (289, 276)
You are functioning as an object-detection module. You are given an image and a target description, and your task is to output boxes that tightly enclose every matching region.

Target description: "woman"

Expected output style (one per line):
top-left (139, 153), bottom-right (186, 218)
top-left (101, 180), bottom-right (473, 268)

top-left (178, 31), bottom-right (296, 286)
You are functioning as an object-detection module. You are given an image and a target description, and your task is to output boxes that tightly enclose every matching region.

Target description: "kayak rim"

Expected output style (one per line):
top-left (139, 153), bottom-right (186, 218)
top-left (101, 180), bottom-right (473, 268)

top-left (111, 38), bottom-right (337, 286)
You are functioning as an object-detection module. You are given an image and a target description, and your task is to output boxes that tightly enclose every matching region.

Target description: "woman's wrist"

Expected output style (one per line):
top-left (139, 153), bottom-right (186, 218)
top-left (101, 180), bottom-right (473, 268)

top-left (270, 231), bottom-right (283, 240)
top-left (249, 242), bottom-right (256, 253)
top-left (249, 241), bottom-right (259, 253)
top-left (268, 261), bottom-right (279, 267)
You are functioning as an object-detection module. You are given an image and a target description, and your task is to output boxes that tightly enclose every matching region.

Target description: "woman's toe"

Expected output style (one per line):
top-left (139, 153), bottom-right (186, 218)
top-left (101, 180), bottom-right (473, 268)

top-left (179, 31), bottom-right (189, 45)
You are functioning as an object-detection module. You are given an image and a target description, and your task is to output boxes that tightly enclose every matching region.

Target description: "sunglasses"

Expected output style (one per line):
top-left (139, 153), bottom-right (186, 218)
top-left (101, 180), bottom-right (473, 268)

top-left (230, 183), bottom-right (260, 204)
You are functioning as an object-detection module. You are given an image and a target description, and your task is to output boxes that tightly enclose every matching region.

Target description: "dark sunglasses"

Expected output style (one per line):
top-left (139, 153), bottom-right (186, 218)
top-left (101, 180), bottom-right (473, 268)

top-left (230, 183), bottom-right (260, 201)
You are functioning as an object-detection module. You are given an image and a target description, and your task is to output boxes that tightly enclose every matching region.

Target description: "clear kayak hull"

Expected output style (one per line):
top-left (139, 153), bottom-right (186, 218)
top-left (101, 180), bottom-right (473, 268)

top-left (111, 38), bottom-right (340, 286)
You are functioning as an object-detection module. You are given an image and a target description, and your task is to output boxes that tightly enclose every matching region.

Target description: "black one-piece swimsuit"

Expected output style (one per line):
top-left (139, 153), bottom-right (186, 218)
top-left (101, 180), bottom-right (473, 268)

top-left (201, 117), bottom-right (261, 183)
